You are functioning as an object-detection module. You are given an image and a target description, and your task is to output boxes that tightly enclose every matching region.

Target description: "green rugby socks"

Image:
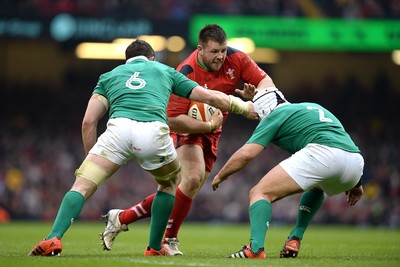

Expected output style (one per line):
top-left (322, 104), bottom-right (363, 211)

top-left (47, 190), bottom-right (85, 239)
top-left (249, 199), bottom-right (272, 252)
top-left (148, 191), bottom-right (175, 250)
top-left (289, 189), bottom-right (324, 240)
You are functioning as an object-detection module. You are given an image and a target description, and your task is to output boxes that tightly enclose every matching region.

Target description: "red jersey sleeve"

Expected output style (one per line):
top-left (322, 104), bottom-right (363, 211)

top-left (237, 52), bottom-right (268, 86)
top-left (167, 51), bottom-right (197, 117)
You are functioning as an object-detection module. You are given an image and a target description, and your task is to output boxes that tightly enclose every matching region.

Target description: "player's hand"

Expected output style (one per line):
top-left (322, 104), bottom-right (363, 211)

top-left (235, 83), bottom-right (257, 100)
top-left (345, 185), bottom-right (363, 206)
top-left (211, 175), bottom-right (225, 191)
top-left (244, 101), bottom-right (259, 120)
top-left (209, 109), bottom-right (223, 132)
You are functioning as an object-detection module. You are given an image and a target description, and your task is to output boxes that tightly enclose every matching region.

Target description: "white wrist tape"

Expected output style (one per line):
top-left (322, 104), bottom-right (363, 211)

top-left (229, 95), bottom-right (249, 116)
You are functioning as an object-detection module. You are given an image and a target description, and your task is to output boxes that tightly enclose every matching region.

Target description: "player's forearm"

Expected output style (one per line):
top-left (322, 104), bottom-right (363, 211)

top-left (256, 76), bottom-right (275, 90)
top-left (189, 86), bottom-right (250, 116)
top-left (217, 152), bottom-right (249, 181)
top-left (81, 96), bottom-right (108, 154)
top-left (217, 144), bottom-right (262, 180)
top-left (82, 125), bottom-right (97, 155)
top-left (204, 90), bottom-right (250, 116)
top-left (168, 115), bottom-right (212, 133)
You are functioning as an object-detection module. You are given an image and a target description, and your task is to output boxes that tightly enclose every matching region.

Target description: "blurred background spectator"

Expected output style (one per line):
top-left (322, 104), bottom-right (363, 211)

top-left (0, 0), bottom-right (399, 228)
top-left (1, 0), bottom-right (399, 19)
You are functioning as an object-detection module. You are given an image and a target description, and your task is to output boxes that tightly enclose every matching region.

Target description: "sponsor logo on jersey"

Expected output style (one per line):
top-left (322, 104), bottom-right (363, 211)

top-left (226, 68), bottom-right (235, 80)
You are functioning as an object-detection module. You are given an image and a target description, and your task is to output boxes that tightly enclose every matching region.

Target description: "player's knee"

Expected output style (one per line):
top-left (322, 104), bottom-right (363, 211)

top-left (154, 164), bottom-right (181, 187)
top-left (184, 176), bottom-right (203, 191)
top-left (249, 186), bottom-right (275, 203)
top-left (182, 168), bottom-right (205, 188)
top-left (71, 177), bottom-right (97, 200)
top-left (75, 160), bottom-right (110, 188)
top-left (249, 186), bottom-right (257, 199)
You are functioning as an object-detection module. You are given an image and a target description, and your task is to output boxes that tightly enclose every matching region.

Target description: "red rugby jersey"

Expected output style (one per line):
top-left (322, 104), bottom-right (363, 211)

top-left (167, 46), bottom-right (268, 119)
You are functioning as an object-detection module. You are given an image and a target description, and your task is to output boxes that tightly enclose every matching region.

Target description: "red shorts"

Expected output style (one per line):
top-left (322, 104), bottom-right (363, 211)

top-left (170, 132), bottom-right (220, 172)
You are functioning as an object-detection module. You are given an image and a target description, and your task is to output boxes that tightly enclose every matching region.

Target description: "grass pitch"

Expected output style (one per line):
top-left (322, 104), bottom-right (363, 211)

top-left (0, 221), bottom-right (398, 267)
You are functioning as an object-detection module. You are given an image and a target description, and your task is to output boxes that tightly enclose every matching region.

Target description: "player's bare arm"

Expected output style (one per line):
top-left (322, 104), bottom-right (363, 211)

top-left (189, 85), bottom-right (252, 117)
top-left (212, 143), bottom-right (264, 191)
top-left (256, 76), bottom-right (276, 91)
top-left (168, 109), bottom-right (223, 133)
top-left (81, 94), bottom-right (109, 155)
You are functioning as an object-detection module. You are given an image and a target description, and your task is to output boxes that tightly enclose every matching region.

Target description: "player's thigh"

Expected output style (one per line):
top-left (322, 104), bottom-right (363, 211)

top-left (73, 154), bottom-right (120, 198)
top-left (149, 158), bottom-right (181, 194)
top-left (177, 144), bottom-right (206, 179)
top-left (251, 164), bottom-right (303, 204)
top-left (85, 153), bottom-right (120, 175)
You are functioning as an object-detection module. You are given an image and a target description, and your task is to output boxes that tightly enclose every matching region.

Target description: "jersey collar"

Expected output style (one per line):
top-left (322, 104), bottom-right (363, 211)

top-left (126, 55), bottom-right (149, 63)
top-left (196, 52), bottom-right (212, 72)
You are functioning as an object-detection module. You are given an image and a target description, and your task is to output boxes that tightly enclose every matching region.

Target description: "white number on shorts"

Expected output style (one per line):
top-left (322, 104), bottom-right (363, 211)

top-left (126, 72), bottom-right (146, 90)
top-left (307, 106), bottom-right (333, 122)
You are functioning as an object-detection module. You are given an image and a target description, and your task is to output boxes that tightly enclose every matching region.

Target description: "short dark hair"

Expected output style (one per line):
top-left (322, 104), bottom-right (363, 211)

top-left (198, 24), bottom-right (227, 46)
top-left (125, 39), bottom-right (155, 60)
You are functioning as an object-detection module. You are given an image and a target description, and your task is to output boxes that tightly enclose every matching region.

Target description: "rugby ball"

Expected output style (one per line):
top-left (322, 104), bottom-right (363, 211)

top-left (188, 101), bottom-right (216, 122)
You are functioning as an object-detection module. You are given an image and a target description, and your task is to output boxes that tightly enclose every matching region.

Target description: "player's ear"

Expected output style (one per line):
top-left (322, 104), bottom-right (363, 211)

top-left (197, 45), bottom-right (203, 52)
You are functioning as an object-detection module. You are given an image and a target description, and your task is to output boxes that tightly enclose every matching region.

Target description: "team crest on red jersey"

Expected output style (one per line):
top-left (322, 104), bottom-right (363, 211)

top-left (226, 68), bottom-right (235, 80)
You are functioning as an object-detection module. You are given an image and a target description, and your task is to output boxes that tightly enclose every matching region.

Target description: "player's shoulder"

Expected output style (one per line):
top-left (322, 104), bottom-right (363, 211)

top-left (224, 46), bottom-right (250, 66)
top-left (277, 102), bottom-right (324, 116)
top-left (176, 50), bottom-right (197, 75)
top-left (298, 102), bottom-right (324, 109)
top-left (99, 67), bottom-right (116, 80)
top-left (144, 61), bottom-right (176, 79)
top-left (226, 46), bottom-right (244, 56)
top-left (150, 59), bottom-right (171, 69)
top-left (178, 64), bottom-right (194, 76)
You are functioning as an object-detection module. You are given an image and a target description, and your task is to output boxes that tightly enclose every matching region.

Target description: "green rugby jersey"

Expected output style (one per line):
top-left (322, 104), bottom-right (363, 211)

top-left (93, 56), bottom-right (198, 124)
top-left (247, 102), bottom-right (360, 153)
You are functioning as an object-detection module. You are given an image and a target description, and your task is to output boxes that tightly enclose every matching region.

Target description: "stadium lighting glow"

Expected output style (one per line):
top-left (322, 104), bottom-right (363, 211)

top-left (112, 38), bottom-right (137, 44)
top-left (75, 42), bottom-right (126, 59)
top-left (77, 35), bottom-right (187, 59)
top-left (248, 48), bottom-right (280, 64)
top-left (228, 38), bottom-right (255, 54)
top-left (114, 36), bottom-right (186, 52)
top-left (75, 35), bottom-right (277, 62)
top-left (392, 50), bottom-right (400, 65)
top-left (113, 36), bottom-right (167, 52)
top-left (138, 35), bottom-right (167, 51)
top-left (167, 36), bottom-right (186, 52)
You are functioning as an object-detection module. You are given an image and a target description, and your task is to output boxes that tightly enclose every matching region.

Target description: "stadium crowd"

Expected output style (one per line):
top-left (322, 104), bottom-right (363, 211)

top-left (1, 0), bottom-right (399, 19)
top-left (0, 70), bottom-right (398, 227)
top-left (0, 0), bottom-right (398, 228)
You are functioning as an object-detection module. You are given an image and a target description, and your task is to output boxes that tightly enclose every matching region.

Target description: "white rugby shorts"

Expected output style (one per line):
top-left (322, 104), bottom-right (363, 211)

top-left (279, 143), bottom-right (364, 196)
top-left (89, 118), bottom-right (177, 170)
